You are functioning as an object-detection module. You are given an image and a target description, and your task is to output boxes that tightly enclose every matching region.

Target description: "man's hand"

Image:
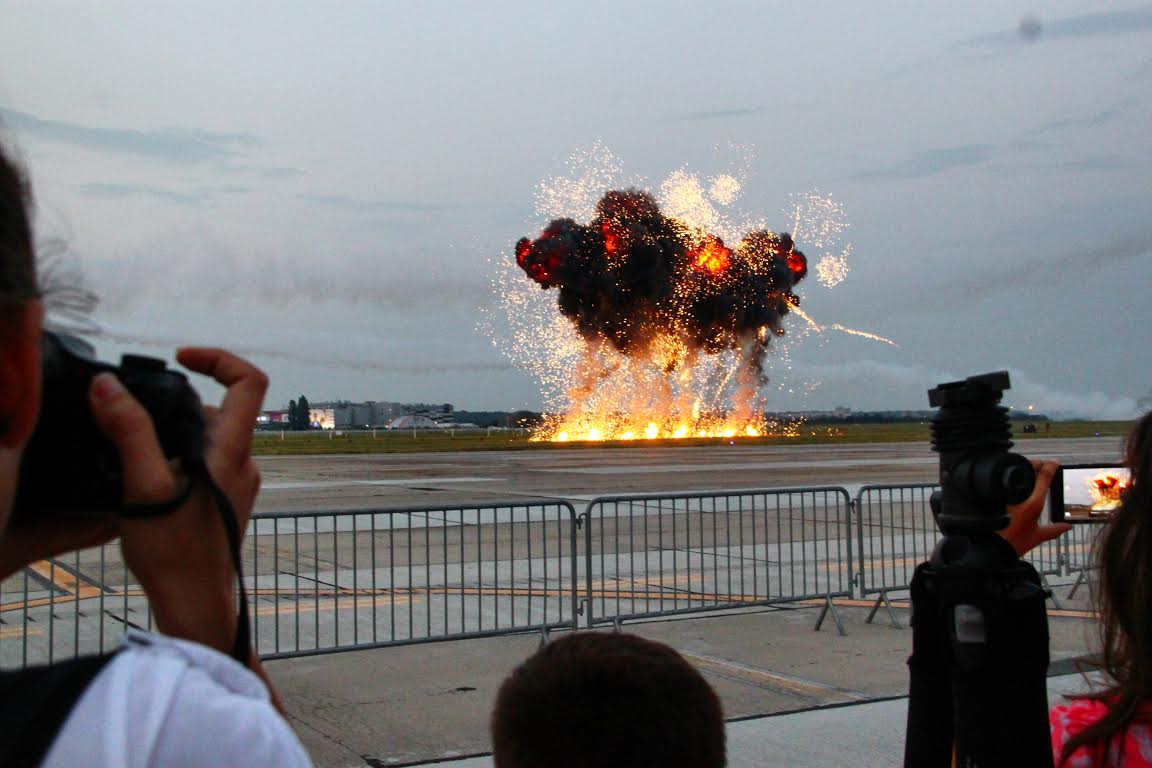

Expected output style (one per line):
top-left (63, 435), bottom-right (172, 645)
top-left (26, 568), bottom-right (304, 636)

top-left (88, 349), bottom-right (267, 655)
top-left (999, 459), bottom-right (1072, 556)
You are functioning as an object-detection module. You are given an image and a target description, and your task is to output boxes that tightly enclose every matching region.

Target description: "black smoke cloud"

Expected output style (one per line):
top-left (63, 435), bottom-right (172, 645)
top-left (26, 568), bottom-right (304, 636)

top-left (515, 190), bottom-right (807, 368)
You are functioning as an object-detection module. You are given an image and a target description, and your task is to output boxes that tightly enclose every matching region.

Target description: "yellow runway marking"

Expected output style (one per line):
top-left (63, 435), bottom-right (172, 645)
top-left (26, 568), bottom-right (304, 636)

top-left (4, 560), bottom-right (104, 613)
top-left (681, 650), bottom-right (868, 700)
top-left (26, 560), bottom-right (103, 603)
top-left (0, 625), bottom-right (41, 639)
top-left (252, 594), bottom-right (415, 616)
top-left (2, 574), bottom-right (1099, 622)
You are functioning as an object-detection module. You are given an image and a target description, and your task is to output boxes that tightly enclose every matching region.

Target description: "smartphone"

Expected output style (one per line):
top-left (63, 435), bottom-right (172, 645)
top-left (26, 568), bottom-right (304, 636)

top-left (1049, 463), bottom-right (1131, 524)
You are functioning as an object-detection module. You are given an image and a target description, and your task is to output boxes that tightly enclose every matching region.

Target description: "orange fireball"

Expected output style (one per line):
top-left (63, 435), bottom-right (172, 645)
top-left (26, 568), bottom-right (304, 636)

top-left (691, 236), bottom-right (731, 275)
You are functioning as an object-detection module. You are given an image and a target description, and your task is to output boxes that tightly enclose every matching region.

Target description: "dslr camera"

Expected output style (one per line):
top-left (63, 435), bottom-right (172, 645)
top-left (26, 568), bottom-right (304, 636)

top-left (12, 332), bottom-right (204, 523)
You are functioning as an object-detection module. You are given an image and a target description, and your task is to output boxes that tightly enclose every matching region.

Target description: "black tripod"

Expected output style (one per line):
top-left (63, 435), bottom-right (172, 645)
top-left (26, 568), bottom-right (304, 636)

top-left (903, 372), bottom-right (1054, 768)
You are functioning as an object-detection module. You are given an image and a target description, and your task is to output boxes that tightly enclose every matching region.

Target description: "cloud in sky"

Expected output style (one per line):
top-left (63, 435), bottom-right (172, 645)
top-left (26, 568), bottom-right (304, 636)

top-left (303, 194), bottom-right (457, 214)
top-left (78, 182), bottom-right (254, 206)
top-left (99, 325), bottom-right (512, 375)
top-left (304, 194), bottom-right (523, 216)
top-left (1025, 106), bottom-right (1127, 137)
top-left (790, 360), bottom-right (1138, 420)
top-left (846, 101), bottom-right (1135, 181)
top-left (848, 144), bottom-right (995, 180)
top-left (228, 164), bottom-right (306, 180)
top-left (960, 7), bottom-right (1152, 47)
top-left (897, 232), bottom-right (1152, 312)
top-left (0, 106), bottom-right (259, 164)
top-left (80, 182), bottom-right (202, 206)
top-left (675, 105), bottom-right (770, 122)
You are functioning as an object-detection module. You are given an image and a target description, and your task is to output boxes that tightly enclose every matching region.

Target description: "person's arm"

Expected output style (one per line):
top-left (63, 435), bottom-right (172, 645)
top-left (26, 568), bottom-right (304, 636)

top-left (88, 349), bottom-right (288, 714)
top-left (0, 518), bottom-right (119, 580)
top-left (999, 459), bottom-right (1072, 556)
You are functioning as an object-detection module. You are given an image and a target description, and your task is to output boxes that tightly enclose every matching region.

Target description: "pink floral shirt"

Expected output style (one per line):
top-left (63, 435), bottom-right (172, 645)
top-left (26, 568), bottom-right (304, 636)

top-left (1051, 700), bottom-right (1152, 766)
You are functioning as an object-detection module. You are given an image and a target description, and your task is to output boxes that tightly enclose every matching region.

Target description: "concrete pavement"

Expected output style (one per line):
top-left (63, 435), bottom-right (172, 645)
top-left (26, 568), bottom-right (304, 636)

top-left (266, 595), bottom-right (1101, 767)
top-left (422, 671), bottom-right (1094, 768)
top-left (253, 438), bottom-right (1121, 512)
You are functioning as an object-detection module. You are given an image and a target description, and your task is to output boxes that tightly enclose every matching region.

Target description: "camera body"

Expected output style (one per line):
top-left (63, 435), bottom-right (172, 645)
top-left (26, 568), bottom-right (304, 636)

top-left (928, 371), bottom-right (1035, 534)
top-left (11, 332), bottom-right (204, 524)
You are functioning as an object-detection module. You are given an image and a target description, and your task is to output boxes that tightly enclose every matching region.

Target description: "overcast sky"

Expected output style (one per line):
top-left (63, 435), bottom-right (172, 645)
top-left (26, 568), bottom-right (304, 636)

top-left (1, 1), bottom-right (1149, 417)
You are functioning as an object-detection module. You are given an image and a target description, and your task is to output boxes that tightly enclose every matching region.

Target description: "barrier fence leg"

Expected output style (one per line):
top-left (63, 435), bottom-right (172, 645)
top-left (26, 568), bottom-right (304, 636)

top-left (814, 594), bottom-right (846, 636)
top-left (866, 591), bottom-right (902, 629)
top-left (865, 594), bottom-right (882, 624)
top-left (1039, 573), bottom-right (1064, 610)
top-left (1067, 569), bottom-right (1088, 600)
top-left (538, 626), bottom-right (550, 648)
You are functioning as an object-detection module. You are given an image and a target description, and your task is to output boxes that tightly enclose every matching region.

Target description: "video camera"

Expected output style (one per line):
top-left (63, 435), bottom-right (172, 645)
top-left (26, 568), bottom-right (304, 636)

top-left (927, 370), bottom-right (1036, 533)
top-left (905, 371), bottom-right (1053, 768)
top-left (11, 331), bottom-right (204, 524)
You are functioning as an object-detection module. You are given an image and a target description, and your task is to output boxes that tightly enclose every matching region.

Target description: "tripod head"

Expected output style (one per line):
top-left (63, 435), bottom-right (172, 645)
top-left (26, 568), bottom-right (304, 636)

top-left (928, 371), bottom-right (1036, 535)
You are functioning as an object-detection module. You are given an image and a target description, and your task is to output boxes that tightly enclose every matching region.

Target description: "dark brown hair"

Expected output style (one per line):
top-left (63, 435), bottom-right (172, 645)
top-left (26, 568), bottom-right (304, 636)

top-left (491, 632), bottom-right (726, 768)
top-left (0, 142), bottom-right (39, 308)
top-left (1060, 411), bottom-right (1152, 765)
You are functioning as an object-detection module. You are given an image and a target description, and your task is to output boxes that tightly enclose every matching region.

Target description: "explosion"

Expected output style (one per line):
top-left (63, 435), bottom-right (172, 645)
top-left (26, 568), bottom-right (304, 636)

top-left (1088, 471), bottom-right (1131, 513)
top-left (514, 189), bottom-right (807, 441)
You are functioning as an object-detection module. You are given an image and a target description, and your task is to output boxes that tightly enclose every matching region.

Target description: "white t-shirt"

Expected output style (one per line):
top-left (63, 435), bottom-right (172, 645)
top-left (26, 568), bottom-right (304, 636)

top-left (42, 630), bottom-right (311, 767)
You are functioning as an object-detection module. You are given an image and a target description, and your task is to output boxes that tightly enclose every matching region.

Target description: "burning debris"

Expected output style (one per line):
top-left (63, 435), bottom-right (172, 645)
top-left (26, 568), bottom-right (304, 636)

top-left (513, 189), bottom-right (808, 440)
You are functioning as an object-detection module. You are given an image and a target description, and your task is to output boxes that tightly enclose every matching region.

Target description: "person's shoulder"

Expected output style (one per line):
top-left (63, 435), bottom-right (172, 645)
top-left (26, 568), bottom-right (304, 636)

top-left (1051, 697), bottom-right (1109, 727)
top-left (1051, 697), bottom-right (1152, 767)
top-left (1051, 697), bottom-right (1152, 729)
top-left (121, 631), bottom-right (311, 767)
top-left (1050, 698), bottom-right (1108, 763)
top-left (114, 629), bottom-right (267, 698)
top-left (45, 631), bottom-right (310, 768)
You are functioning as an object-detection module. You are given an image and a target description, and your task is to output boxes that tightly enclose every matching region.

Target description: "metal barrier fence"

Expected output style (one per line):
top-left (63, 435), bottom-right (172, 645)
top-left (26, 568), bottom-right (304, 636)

top-left (1062, 523), bottom-right (1102, 599)
top-left (854, 483), bottom-right (937, 625)
top-left (855, 484), bottom-right (1077, 625)
top-left (0, 500), bottom-right (579, 669)
top-left (0, 483), bottom-right (1109, 670)
top-left (581, 488), bottom-right (855, 635)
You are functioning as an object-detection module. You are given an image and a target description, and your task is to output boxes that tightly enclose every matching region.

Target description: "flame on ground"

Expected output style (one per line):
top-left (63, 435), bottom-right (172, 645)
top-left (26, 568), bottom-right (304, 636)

top-left (542, 412), bottom-right (801, 442)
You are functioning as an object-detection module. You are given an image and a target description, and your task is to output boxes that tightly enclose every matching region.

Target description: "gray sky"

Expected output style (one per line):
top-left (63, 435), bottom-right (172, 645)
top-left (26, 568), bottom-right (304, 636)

top-left (1, 1), bottom-right (1149, 417)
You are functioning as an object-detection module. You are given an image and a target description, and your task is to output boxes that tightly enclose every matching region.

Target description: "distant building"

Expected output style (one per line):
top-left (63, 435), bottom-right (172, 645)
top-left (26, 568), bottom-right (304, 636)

top-left (256, 410), bottom-right (289, 427)
top-left (271, 400), bottom-right (456, 429)
top-left (308, 407), bottom-right (336, 430)
top-left (302, 401), bottom-right (406, 429)
top-left (387, 414), bottom-right (440, 430)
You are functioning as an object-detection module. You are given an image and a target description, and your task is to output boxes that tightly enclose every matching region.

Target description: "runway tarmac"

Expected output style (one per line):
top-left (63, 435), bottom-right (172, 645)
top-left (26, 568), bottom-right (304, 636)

top-left (254, 437), bottom-right (1122, 512)
top-left (2, 438), bottom-right (1120, 764)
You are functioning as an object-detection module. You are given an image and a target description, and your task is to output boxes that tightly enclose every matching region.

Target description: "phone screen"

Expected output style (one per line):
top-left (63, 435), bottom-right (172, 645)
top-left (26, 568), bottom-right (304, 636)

top-left (1050, 464), bottom-right (1131, 523)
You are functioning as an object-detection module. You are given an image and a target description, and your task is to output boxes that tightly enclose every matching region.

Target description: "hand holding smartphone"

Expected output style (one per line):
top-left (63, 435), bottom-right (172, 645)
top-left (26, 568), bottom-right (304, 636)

top-left (1049, 463), bottom-right (1131, 523)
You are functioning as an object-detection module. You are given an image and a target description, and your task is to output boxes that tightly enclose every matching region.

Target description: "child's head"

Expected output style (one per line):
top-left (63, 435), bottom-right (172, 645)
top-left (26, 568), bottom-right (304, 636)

top-left (491, 632), bottom-right (725, 768)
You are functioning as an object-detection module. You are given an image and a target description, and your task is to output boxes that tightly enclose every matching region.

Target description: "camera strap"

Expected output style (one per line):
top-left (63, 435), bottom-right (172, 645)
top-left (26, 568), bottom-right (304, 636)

top-left (187, 457), bottom-right (252, 666)
top-left (119, 481), bottom-right (197, 518)
top-left (119, 458), bottom-right (252, 666)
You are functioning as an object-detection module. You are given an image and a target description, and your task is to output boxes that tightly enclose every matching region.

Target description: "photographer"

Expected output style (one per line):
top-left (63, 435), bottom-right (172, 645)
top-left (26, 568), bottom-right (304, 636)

top-left (0, 145), bottom-right (310, 765)
top-left (1004, 416), bottom-right (1152, 766)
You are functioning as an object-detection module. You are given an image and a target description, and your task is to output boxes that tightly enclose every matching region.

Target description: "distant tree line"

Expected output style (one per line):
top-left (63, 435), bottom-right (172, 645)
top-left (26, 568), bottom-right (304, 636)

top-left (287, 395), bottom-right (312, 430)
